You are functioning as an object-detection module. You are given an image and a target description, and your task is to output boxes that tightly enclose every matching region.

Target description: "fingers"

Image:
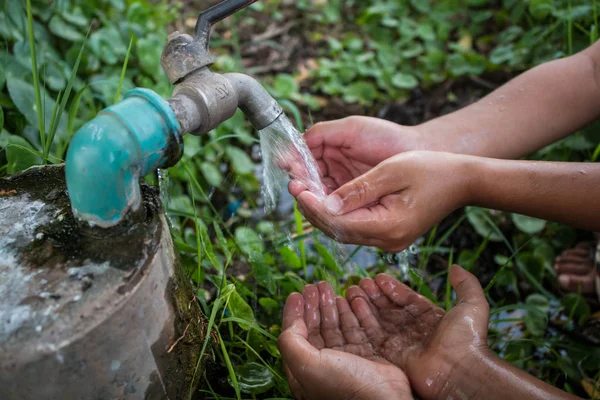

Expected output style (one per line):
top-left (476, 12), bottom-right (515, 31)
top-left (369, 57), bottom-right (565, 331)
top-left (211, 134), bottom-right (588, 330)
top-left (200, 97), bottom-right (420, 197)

top-left (294, 190), bottom-right (393, 248)
top-left (374, 274), bottom-right (434, 316)
top-left (325, 161), bottom-right (400, 215)
top-left (304, 117), bottom-right (360, 150)
top-left (278, 319), bottom-right (318, 381)
top-left (303, 285), bottom-right (325, 349)
top-left (317, 281), bottom-right (345, 348)
top-left (280, 293), bottom-right (306, 399)
top-left (284, 364), bottom-right (303, 400)
top-left (289, 180), bottom-right (309, 198)
top-left (336, 297), bottom-right (369, 345)
top-left (554, 261), bottom-right (594, 275)
top-left (349, 296), bottom-right (386, 348)
top-left (359, 277), bottom-right (395, 309)
top-left (283, 292), bottom-right (305, 330)
top-left (279, 293), bottom-right (317, 387)
top-left (558, 271), bottom-right (597, 293)
top-left (449, 265), bottom-right (489, 314)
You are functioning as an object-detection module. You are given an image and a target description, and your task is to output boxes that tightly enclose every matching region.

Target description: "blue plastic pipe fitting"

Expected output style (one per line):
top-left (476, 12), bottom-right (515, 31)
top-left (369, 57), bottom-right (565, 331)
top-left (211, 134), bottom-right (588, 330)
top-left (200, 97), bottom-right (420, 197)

top-left (65, 89), bottom-right (183, 228)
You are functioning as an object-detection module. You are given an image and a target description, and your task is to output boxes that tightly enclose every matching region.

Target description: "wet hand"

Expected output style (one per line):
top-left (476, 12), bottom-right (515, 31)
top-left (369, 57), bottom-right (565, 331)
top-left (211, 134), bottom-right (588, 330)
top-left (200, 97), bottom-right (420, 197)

top-left (287, 116), bottom-right (423, 196)
top-left (278, 282), bottom-right (413, 400)
top-left (345, 266), bottom-right (491, 400)
top-left (292, 151), bottom-right (473, 252)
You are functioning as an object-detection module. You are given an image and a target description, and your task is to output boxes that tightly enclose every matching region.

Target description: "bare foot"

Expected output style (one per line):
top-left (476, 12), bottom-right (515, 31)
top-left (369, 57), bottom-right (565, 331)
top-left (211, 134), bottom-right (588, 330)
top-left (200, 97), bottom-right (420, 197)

top-left (554, 242), bottom-right (597, 293)
top-left (278, 282), bottom-right (412, 400)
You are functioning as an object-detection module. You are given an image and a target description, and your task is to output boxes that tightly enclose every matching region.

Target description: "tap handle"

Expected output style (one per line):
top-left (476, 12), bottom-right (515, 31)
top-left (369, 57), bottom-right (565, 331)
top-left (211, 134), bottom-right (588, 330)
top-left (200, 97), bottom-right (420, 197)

top-left (195, 0), bottom-right (258, 50)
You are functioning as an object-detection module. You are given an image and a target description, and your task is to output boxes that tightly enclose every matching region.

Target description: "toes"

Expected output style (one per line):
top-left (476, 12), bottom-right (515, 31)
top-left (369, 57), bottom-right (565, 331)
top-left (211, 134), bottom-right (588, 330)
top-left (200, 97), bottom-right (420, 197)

top-left (558, 272), bottom-right (597, 293)
top-left (317, 281), bottom-right (345, 348)
top-left (336, 296), bottom-right (369, 345)
top-left (303, 285), bottom-right (325, 349)
top-left (359, 277), bottom-right (395, 309)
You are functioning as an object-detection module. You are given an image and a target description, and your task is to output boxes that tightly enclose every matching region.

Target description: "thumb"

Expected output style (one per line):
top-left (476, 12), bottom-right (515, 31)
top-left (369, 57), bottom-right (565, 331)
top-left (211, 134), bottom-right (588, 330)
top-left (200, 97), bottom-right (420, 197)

top-left (277, 319), bottom-right (317, 379)
top-left (449, 265), bottom-right (489, 315)
top-left (324, 162), bottom-right (398, 215)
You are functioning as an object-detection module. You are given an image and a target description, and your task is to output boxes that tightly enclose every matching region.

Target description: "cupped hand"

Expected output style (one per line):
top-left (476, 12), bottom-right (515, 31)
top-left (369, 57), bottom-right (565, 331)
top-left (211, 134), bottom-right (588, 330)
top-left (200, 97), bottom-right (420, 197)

top-left (292, 151), bottom-right (475, 252)
top-left (277, 281), bottom-right (413, 400)
top-left (287, 116), bottom-right (423, 196)
top-left (344, 265), bottom-right (491, 400)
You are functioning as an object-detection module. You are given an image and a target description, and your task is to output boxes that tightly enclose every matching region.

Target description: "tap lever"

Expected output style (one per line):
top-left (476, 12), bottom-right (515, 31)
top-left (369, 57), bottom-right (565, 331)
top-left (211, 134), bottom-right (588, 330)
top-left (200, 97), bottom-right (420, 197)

top-left (195, 0), bottom-right (258, 50)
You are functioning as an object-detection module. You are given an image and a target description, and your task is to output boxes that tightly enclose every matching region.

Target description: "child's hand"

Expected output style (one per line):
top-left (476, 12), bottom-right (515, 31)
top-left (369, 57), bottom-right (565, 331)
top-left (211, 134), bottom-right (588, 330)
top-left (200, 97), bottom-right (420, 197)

top-left (277, 282), bottom-right (413, 400)
top-left (288, 116), bottom-right (423, 196)
top-left (291, 151), bottom-right (473, 252)
top-left (343, 267), bottom-right (581, 400)
top-left (341, 265), bottom-right (490, 400)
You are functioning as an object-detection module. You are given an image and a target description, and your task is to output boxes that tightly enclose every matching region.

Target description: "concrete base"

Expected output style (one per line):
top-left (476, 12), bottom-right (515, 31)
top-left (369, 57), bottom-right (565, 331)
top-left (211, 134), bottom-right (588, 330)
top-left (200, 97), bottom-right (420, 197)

top-left (0, 165), bottom-right (206, 400)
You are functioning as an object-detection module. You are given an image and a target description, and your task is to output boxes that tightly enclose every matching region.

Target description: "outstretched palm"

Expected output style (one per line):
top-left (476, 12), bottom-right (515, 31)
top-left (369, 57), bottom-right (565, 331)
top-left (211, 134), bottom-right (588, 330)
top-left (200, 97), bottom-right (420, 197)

top-left (287, 116), bottom-right (421, 195)
top-left (343, 266), bottom-right (491, 400)
top-left (277, 282), bottom-right (413, 400)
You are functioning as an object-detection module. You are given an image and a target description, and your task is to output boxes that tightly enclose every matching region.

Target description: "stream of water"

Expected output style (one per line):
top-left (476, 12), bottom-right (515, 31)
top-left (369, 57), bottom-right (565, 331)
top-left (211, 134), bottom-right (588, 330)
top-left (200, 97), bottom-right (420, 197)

top-left (258, 114), bottom-right (326, 212)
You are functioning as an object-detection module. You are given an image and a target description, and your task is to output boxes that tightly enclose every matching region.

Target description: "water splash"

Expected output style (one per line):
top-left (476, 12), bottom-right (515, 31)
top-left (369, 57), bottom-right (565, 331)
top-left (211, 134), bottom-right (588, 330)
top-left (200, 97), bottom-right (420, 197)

top-left (258, 114), bottom-right (325, 212)
top-left (157, 168), bottom-right (175, 228)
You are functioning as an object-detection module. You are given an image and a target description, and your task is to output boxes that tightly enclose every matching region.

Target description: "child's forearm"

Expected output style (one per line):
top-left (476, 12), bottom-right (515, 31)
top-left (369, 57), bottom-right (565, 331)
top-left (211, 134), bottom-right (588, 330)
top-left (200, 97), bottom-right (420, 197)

top-left (466, 157), bottom-right (600, 231)
top-left (441, 349), bottom-right (581, 400)
top-left (417, 42), bottom-right (600, 159)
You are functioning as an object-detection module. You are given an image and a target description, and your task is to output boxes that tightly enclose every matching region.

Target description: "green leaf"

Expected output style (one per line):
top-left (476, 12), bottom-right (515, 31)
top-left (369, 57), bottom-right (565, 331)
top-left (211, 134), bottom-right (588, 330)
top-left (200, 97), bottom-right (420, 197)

top-left (235, 227), bottom-right (265, 256)
top-left (258, 297), bottom-right (279, 313)
top-left (314, 242), bottom-right (342, 275)
top-left (465, 207), bottom-right (502, 242)
top-left (524, 307), bottom-right (547, 337)
top-left (526, 293), bottom-right (550, 314)
top-left (49, 15), bottom-right (84, 41)
top-left (137, 34), bottom-right (164, 77)
top-left (222, 284), bottom-right (255, 330)
top-left (529, 0), bottom-right (554, 20)
top-left (233, 362), bottom-right (274, 395)
top-left (0, 63), bottom-right (5, 90)
top-left (196, 219), bottom-right (219, 270)
top-left (0, 107), bottom-right (3, 131)
top-left (6, 134), bottom-right (41, 173)
top-left (200, 162), bottom-right (223, 187)
top-left (61, 6), bottom-right (89, 28)
top-left (391, 72), bottom-right (419, 89)
top-left (343, 81), bottom-right (377, 105)
top-left (272, 74), bottom-right (299, 98)
top-left (279, 246), bottom-right (302, 269)
top-left (6, 78), bottom-right (67, 136)
top-left (561, 294), bottom-right (591, 326)
top-left (524, 294), bottom-right (550, 337)
top-left (213, 221), bottom-right (231, 260)
top-left (408, 268), bottom-right (435, 301)
top-left (512, 214), bottom-right (546, 234)
top-left (226, 146), bottom-right (255, 175)
top-left (253, 259), bottom-right (276, 293)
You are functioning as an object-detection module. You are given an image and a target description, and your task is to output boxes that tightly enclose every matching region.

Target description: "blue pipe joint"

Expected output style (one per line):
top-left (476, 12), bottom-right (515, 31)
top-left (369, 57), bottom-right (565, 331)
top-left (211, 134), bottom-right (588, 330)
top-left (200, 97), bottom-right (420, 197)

top-left (65, 88), bottom-right (183, 228)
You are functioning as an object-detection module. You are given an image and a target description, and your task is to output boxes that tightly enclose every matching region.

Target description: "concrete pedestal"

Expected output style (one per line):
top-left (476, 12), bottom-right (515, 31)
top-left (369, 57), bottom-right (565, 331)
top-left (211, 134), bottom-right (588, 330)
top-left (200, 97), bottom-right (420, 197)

top-left (0, 165), bottom-right (206, 400)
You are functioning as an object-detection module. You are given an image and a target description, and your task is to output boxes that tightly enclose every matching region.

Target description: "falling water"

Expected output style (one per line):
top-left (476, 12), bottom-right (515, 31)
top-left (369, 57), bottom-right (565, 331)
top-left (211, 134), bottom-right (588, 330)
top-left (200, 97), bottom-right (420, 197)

top-left (258, 114), bottom-right (325, 212)
top-left (157, 169), bottom-right (173, 226)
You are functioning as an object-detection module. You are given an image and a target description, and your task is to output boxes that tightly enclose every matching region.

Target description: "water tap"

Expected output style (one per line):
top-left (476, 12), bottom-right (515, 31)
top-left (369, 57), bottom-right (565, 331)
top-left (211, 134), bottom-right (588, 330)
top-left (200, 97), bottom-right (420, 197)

top-left (66, 0), bottom-right (283, 227)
